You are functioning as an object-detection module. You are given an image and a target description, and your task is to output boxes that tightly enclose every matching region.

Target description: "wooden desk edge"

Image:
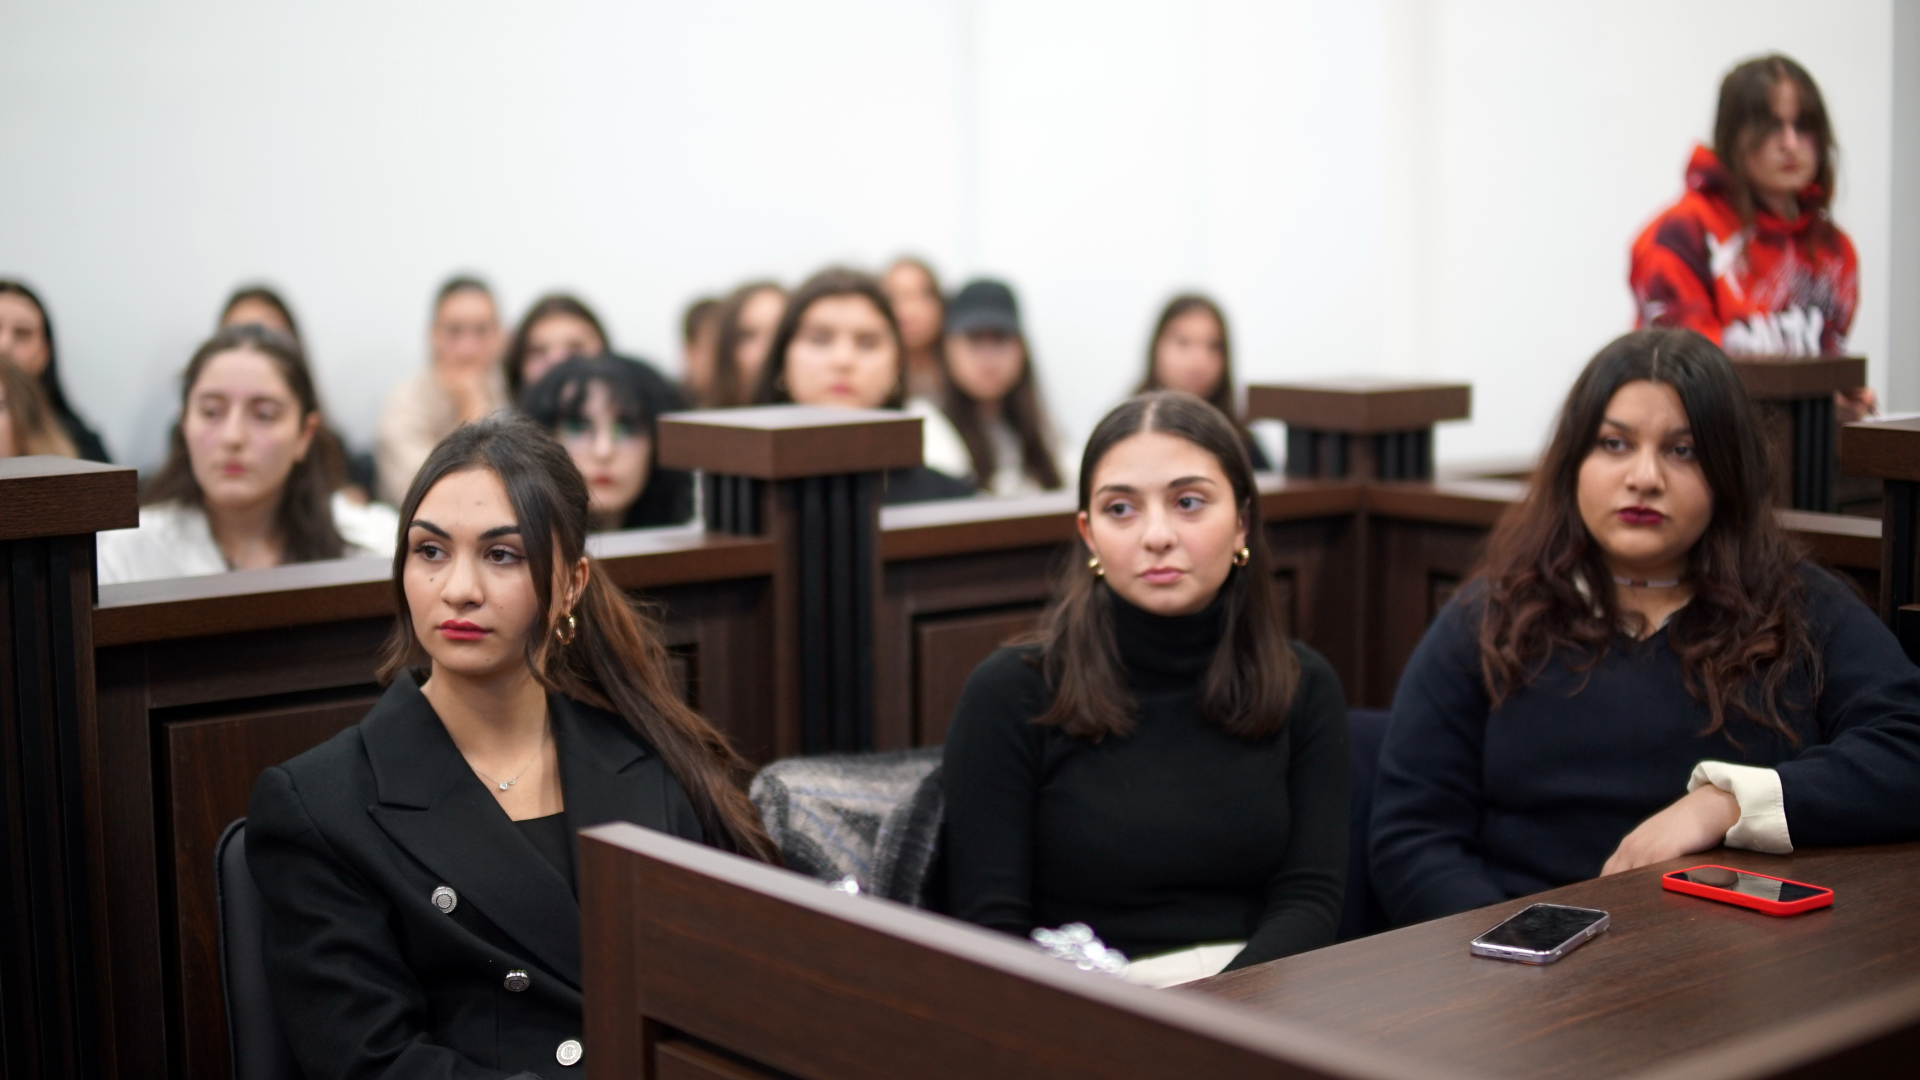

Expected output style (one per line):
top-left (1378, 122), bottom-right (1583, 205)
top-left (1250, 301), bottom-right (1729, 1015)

top-left (581, 822), bottom-right (1477, 1080)
top-left (94, 531), bottom-right (777, 646)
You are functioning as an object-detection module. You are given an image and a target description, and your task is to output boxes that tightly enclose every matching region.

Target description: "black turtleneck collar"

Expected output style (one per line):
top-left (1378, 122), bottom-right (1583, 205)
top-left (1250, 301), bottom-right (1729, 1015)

top-left (1108, 587), bottom-right (1226, 693)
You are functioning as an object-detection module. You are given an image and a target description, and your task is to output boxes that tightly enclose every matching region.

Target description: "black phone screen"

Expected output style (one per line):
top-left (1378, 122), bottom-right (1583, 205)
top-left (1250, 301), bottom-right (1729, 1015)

top-left (1477, 904), bottom-right (1607, 952)
top-left (1669, 866), bottom-right (1824, 903)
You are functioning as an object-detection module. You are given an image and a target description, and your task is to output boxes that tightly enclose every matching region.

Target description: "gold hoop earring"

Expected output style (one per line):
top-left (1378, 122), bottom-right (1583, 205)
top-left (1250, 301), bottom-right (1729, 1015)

top-left (1232, 547), bottom-right (1251, 568)
top-left (554, 612), bottom-right (577, 646)
top-left (1087, 555), bottom-right (1105, 578)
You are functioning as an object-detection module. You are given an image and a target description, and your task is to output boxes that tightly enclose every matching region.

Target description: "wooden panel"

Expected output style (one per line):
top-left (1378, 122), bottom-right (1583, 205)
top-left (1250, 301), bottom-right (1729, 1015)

top-left (1729, 355), bottom-right (1866, 399)
top-left (1364, 516), bottom-right (1492, 709)
top-left (1192, 843), bottom-right (1920, 1080)
top-left (1840, 417), bottom-right (1920, 483)
top-left (581, 823), bottom-right (1430, 1080)
top-left (162, 696), bottom-right (376, 1080)
top-left (1265, 516), bottom-right (1363, 708)
top-left (657, 1037), bottom-right (792, 1080)
top-left (658, 406), bottom-right (923, 479)
top-left (1777, 509), bottom-right (1881, 570)
top-left (1248, 381), bottom-right (1471, 433)
top-left (915, 608), bottom-right (1043, 746)
top-left (0, 457), bottom-right (138, 541)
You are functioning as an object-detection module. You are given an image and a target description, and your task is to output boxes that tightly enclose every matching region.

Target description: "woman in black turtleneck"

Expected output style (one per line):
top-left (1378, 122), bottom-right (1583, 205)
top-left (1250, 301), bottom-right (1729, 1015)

top-left (942, 391), bottom-right (1349, 984)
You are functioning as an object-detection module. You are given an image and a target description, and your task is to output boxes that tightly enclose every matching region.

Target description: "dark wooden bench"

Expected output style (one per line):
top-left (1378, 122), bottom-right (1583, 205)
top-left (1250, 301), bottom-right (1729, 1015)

top-left (579, 821), bottom-right (1920, 1080)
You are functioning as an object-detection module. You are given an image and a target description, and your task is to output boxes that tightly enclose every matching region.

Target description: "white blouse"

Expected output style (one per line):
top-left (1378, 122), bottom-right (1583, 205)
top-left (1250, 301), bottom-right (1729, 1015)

top-left (97, 493), bottom-right (398, 586)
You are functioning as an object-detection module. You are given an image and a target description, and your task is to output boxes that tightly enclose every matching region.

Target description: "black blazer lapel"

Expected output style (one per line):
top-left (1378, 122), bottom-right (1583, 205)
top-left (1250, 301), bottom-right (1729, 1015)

top-left (362, 678), bottom-right (584, 989)
top-left (550, 694), bottom-right (681, 844)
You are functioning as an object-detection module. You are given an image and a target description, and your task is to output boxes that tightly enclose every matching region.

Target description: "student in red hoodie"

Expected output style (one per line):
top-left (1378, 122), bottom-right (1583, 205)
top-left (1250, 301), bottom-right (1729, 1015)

top-left (1629, 55), bottom-right (1873, 420)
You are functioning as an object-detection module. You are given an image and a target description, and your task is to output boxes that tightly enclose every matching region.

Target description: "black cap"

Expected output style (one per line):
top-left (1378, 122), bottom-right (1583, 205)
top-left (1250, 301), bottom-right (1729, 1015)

top-left (946, 279), bottom-right (1021, 336)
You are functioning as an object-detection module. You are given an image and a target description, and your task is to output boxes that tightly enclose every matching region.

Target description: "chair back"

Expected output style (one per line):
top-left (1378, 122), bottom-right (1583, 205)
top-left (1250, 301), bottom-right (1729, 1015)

top-left (215, 819), bottom-right (302, 1080)
top-left (1337, 709), bottom-right (1393, 941)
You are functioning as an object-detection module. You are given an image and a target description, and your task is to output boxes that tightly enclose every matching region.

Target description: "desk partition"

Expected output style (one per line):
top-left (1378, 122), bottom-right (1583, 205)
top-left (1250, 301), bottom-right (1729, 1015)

top-left (581, 823), bottom-right (1920, 1080)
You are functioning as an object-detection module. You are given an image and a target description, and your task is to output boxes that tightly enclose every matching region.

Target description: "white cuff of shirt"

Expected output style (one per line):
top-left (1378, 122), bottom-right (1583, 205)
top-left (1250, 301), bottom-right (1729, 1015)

top-left (1687, 761), bottom-right (1793, 854)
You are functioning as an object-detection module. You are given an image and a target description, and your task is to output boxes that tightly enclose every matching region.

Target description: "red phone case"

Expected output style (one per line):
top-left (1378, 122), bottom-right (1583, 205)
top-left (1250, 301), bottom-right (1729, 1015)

top-left (1661, 864), bottom-right (1833, 916)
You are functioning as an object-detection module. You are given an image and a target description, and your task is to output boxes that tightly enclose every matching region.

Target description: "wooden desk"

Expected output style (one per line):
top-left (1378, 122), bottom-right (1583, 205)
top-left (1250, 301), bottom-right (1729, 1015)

top-left (1192, 843), bottom-right (1920, 1079)
top-left (581, 823), bottom-right (1919, 1080)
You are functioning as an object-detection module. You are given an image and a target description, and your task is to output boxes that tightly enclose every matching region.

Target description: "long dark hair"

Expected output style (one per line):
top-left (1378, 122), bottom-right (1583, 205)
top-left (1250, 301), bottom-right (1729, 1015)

top-left (220, 284), bottom-right (302, 343)
top-left (143, 325), bottom-right (347, 563)
top-left (377, 415), bottom-right (777, 860)
top-left (519, 353), bottom-right (696, 528)
top-left (0, 280), bottom-right (85, 428)
top-left (1476, 328), bottom-right (1817, 742)
top-left (752, 268), bottom-right (906, 408)
top-left (503, 294), bottom-right (609, 397)
top-left (940, 336), bottom-right (1062, 492)
top-left (1135, 294), bottom-right (1241, 421)
top-left (711, 281), bottom-right (785, 408)
top-left (1714, 55), bottom-right (1836, 226)
top-left (1027, 391), bottom-right (1298, 741)
top-left (0, 356), bottom-right (77, 457)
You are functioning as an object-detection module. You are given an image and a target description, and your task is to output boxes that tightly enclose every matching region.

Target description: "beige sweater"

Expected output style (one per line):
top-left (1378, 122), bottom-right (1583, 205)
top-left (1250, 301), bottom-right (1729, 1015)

top-left (374, 367), bottom-right (508, 505)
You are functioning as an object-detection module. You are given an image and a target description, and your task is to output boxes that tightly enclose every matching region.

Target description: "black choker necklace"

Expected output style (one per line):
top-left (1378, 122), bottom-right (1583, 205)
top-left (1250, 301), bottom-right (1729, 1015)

top-left (1613, 575), bottom-right (1685, 589)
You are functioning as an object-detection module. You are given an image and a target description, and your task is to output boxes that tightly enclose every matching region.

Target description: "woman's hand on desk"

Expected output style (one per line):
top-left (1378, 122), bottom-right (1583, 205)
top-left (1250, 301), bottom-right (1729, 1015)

top-left (1600, 785), bottom-right (1740, 876)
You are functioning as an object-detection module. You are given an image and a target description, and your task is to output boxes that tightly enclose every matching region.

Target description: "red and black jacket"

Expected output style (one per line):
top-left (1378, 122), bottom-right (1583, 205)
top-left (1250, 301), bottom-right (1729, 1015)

top-left (1630, 145), bottom-right (1856, 356)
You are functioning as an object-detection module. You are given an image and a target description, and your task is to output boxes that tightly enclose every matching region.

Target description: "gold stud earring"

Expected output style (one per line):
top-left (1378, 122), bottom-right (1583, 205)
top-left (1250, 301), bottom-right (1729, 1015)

top-left (1087, 555), bottom-right (1105, 578)
top-left (1232, 546), bottom-right (1251, 568)
top-left (554, 612), bottom-right (577, 646)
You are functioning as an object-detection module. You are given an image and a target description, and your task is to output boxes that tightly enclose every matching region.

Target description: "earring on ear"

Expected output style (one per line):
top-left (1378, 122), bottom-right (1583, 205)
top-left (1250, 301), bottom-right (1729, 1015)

top-left (1232, 546), bottom-right (1251, 568)
top-left (554, 612), bottom-right (577, 646)
top-left (1087, 555), bottom-right (1105, 578)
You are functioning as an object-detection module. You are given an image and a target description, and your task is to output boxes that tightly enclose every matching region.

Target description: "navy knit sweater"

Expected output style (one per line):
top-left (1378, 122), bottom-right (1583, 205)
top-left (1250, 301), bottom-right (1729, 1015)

top-left (1371, 564), bottom-right (1920, 927)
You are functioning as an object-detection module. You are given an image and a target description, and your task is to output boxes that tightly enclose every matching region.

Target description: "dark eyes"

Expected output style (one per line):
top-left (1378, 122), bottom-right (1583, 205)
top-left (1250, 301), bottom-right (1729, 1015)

top-left (410, 542), bottom-right (521, 564)
top-left (1597, 436), bottom-right (1696, 461)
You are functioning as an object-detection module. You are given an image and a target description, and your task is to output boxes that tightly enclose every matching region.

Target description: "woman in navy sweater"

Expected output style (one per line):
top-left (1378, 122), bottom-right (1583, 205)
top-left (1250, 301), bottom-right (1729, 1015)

top-left (1371, 328), bottom-right (1920, 927)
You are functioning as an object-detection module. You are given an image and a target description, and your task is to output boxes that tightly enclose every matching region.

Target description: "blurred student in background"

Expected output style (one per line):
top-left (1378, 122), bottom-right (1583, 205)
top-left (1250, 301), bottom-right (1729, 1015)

top-left (937, 279), bottom-right (1063, 496)
top-left (0, 357), bottom-right (79, 459)
top-left (881, 257), bottom-right (947, 401)
top-left (220, 284), bottom-right (301, 340)
top-left (376, 277), bottom-right (508, 505)
top-left (678, 296), bottom-right (722, 408)
top-left (707, 281), bottom-right (786, 409)
top-left (504, 294), bottom-right (610, 399)
top-left (217, 282), bottom-right (368, 502)
top-left (521, 354), bottom-right (695, 530)
top-left (1630, 54), bottom-right (1872, 421)
top-left (1136, 294), bottom-right (1270, 471)
top-left (0, 280), bottom-right (111, 462)
top-left (752, 267), bottom-right (973, 504)
top-left (98, 325), bottom-right (396, 584)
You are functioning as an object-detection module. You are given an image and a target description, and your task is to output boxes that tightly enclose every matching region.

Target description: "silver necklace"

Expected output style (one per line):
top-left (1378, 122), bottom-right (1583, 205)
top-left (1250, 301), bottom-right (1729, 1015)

top-left (470, 725), bottom-right (549, 792)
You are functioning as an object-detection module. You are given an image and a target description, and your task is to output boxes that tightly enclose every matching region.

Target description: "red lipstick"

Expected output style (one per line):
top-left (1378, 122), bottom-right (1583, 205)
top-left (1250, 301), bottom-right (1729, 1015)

top-left (1617, 506), bottom-right (1665, 526)
top-left (438, 620), bottom-right (489, 641)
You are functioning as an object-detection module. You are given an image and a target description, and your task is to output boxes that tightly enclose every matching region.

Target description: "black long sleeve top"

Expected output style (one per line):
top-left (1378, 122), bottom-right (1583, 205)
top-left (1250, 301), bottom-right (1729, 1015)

top-left (1371, 564), bottom-right (1920, 928)
top-left (941, 594), bottom-right (1349, 970)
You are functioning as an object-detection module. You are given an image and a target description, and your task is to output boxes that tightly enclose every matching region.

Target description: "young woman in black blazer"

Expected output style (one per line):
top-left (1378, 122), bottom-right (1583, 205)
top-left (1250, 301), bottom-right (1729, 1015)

top-left (1371, 329), bottom-right (1920, 928)
top-left (247, 415), bottom-right (776, 1078)
top-left (942, 391), bottom-right (1349, 986)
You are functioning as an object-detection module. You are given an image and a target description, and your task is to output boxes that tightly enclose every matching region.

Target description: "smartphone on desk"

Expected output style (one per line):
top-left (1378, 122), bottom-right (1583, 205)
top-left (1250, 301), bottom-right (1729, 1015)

top-left (1469, 903), bottom-right (1610, 965)
top-left (1662, 865), bottom-right (1833, 915)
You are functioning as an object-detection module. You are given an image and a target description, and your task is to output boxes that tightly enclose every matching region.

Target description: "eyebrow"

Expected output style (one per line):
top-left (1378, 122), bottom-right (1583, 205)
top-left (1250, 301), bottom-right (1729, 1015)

top-left (1093, 475), bottom-right (1219, 497)
top-left (1600, 418), bottom-right (1692, 437)
top-left (406, 521), bottom-right (522, 540)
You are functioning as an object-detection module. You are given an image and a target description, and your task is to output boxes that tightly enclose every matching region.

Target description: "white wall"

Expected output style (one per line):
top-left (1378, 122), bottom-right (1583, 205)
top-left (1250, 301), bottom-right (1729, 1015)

top-left (0, 0), bottom-right (1895, 473)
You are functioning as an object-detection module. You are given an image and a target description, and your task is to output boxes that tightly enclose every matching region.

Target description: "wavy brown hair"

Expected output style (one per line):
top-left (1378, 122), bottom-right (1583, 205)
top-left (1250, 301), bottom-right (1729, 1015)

top-left (378, 414), bottom-right (777, 861)
top-left (1027, 391), bottom-right (1297, 741)
top-left (143, 325), bottom-right (347, 563)
top-left (1476, 328), bottom-right (1817, 743)
top-left (1714, 54), bottom-right (1835, 226)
